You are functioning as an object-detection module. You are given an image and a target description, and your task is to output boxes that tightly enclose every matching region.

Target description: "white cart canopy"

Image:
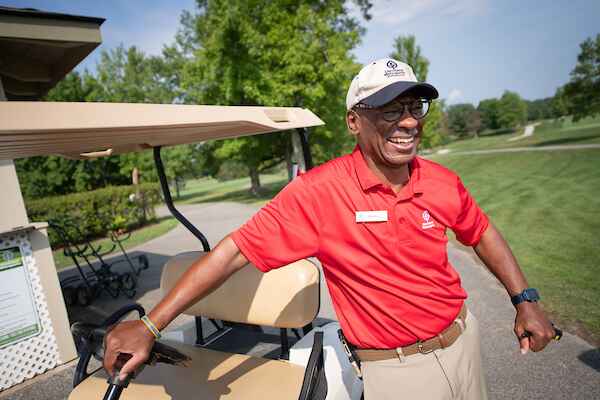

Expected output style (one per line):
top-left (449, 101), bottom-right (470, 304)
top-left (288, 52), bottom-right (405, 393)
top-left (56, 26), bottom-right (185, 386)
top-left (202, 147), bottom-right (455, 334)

top-left (0, 102), bottom-right (324, 160)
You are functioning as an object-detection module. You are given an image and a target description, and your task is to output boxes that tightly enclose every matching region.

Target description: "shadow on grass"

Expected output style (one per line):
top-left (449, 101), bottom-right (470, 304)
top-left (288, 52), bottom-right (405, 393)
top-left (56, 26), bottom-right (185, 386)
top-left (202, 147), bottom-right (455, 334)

top-left (180, 178), bottom-right (289, 205)
top-left (533, 133), bottom-right (600, 147)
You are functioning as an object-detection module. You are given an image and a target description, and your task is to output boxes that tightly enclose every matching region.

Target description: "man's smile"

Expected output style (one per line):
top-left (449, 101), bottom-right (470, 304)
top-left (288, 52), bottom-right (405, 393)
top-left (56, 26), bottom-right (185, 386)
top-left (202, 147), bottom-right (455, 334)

top-left (384, 128), bottom-right (419, 152)
top-left (386, 137), bottom-right (414, 144)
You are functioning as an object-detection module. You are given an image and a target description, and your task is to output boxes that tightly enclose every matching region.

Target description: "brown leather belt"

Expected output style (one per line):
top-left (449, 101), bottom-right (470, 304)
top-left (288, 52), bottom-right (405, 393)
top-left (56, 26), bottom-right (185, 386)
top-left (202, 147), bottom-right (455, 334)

top-left (355, 304), bottom-right (467, 362)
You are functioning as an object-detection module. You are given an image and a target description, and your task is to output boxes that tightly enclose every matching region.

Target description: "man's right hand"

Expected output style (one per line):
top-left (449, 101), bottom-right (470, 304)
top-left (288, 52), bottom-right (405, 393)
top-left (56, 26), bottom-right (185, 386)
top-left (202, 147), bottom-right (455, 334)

top-left (103, 320), bottom-right (156, 381)
top-left (101, 236), bottom-right (248, 381)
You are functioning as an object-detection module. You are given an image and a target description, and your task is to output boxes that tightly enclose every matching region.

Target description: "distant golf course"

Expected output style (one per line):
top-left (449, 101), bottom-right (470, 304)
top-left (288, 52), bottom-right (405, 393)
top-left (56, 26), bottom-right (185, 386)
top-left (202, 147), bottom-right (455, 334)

top-left (433, 117), bottom-right (600, 343)
top-left (436, 116), bottom-right (600, 153)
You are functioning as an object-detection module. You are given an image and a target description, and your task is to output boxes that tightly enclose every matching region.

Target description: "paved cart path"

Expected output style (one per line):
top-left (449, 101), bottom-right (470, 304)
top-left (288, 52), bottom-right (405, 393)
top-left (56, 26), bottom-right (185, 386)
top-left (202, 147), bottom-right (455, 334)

top-left (507, 122), bottom-right (540, 142)
top-left (3, 202), bottom-right (598, 400)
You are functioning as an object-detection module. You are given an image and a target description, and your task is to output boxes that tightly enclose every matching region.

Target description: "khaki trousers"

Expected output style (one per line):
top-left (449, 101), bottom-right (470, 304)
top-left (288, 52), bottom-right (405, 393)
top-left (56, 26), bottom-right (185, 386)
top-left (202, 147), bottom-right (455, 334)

top-left (362, 310), bottom-right (488, 400)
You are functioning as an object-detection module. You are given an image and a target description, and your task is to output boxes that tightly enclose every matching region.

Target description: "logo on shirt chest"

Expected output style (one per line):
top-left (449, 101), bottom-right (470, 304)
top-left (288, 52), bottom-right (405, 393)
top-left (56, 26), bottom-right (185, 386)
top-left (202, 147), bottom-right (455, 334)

top-left (421, 210), bottom-right (435, 229)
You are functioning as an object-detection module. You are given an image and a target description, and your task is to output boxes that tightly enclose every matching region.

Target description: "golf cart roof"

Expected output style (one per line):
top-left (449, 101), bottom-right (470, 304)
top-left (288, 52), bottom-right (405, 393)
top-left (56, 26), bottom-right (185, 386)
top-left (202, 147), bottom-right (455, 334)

top-left (0, 102), bottom-right (324, 160)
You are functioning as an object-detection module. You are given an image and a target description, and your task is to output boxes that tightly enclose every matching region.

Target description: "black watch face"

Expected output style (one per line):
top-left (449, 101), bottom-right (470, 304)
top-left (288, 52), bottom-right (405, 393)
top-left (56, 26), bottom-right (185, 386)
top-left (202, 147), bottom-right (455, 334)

top-left (523, 288), bottom-right (539, 301)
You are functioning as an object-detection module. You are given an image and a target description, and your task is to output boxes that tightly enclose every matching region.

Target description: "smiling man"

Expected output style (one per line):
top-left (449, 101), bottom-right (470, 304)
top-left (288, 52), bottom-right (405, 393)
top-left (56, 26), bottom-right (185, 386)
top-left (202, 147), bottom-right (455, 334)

top-left (104, 58), bottom-right (556, 400)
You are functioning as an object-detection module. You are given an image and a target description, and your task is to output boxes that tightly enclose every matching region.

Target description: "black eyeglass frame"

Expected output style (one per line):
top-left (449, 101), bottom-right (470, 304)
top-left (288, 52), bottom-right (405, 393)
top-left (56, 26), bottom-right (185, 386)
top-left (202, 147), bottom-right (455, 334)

top-left (353, 98), bottom-right (432, 121)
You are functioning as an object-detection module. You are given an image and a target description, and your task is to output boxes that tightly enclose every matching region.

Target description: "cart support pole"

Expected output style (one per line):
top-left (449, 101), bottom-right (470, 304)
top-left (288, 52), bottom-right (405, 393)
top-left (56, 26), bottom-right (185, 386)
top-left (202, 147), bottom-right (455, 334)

top-left (296, 128), bottom-right (313, 171)
top-left (153, 147), bottom-right (210, 252)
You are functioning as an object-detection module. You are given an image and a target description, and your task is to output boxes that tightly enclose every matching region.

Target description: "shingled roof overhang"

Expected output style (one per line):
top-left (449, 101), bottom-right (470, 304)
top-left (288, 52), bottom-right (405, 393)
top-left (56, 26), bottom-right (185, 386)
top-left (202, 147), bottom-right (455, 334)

top-left (0, 6), bottom-right (104, 101)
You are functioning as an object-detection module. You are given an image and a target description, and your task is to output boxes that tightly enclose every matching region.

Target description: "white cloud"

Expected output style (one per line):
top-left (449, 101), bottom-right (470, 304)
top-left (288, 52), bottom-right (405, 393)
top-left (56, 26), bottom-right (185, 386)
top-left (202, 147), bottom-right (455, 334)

top-left (447, 88), bottom-right (463, 104)
top-left (365, 0), bottom-right (489, 25)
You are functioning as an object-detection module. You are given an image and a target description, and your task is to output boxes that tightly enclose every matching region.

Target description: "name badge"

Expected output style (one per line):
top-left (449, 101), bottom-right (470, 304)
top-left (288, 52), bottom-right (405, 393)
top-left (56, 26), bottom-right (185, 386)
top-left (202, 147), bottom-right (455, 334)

top-left (355, 210), bottom-right (388, 223)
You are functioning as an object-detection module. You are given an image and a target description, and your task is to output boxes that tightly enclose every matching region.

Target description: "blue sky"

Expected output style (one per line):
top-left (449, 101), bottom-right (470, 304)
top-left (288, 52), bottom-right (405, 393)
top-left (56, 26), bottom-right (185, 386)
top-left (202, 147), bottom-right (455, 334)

top-left (5, 0), bottom-right (599, 105)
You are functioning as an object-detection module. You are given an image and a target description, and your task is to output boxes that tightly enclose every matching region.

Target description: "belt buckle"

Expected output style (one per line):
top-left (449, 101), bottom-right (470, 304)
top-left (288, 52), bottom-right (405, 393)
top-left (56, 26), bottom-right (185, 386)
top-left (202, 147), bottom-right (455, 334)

top-left (417, 340), bottom-right (434, 354)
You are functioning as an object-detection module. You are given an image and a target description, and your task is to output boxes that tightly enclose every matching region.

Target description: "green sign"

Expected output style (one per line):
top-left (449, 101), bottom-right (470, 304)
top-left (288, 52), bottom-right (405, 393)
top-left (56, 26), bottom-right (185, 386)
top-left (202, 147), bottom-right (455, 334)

top-left (0, 246), bottom-right (41, 348)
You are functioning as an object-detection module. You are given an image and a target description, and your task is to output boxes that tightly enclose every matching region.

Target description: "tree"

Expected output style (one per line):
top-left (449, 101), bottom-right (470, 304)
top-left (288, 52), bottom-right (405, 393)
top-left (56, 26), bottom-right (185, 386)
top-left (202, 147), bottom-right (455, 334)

top-left (87, 45), bottom-right (180, 104)
top-left (420, 101), bottom-right (447, 148)
top-left (390, 35), bottom-right (429, 81)
top-left (497, 90), bottom-right (528, 129)
top-left (477, 98), bottom-right (500, 130)
top-left (447, 103), bottom-right (477, 137)
top-left (525, 98), bottom-right (554, 121)
top-left (551, 86), bottom-right (571, 120)
top-left (563, 34), bottom-right (600, 121)
top-left (466, 110), bottom-right (482, 137)
top-left (178, 0), bottom-right (367, 194)
top-left (389, 34), bottom-right (444, 148)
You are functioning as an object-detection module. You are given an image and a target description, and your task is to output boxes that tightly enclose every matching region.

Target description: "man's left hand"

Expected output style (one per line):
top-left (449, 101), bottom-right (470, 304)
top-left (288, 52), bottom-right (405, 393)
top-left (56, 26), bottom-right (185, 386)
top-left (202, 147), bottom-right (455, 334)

top-left (513, 302), bottom-right (555, 354)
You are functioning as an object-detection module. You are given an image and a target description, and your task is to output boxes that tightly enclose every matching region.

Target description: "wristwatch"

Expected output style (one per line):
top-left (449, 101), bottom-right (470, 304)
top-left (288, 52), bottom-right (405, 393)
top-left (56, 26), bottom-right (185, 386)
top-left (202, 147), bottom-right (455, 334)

top-left (511, 288), bottom-right (540, 306)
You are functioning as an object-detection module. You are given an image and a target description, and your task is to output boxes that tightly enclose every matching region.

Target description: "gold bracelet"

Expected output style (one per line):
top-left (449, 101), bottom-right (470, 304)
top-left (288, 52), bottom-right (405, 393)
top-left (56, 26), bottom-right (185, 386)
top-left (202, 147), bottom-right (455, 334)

top-left (140, 315), bottom-right (161, 339)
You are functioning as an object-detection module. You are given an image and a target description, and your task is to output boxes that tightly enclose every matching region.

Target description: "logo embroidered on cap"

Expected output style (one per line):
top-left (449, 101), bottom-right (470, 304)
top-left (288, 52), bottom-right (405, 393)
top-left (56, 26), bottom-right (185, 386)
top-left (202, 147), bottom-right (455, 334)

top-left (386, 60), bottom-right (398, 69)
top-left (421, 210), bottom-right (435, 229)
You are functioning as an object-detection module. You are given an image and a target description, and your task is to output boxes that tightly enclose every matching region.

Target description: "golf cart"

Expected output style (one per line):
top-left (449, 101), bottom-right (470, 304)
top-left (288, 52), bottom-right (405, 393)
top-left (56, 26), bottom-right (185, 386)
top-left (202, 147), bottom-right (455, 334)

top-left (0, 101), bottom-right (364, 400)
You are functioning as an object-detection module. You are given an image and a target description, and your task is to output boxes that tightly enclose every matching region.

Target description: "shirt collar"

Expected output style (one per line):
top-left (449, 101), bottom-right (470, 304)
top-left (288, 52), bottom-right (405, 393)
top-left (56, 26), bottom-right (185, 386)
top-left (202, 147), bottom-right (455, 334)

top-left (351, 145), bottom-right (424, 198)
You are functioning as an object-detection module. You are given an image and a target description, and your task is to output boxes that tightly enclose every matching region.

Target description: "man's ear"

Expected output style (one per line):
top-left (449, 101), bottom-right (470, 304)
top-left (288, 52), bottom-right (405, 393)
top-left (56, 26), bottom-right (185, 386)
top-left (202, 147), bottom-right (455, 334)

top-left (346, 110), bottom-right (360, 137)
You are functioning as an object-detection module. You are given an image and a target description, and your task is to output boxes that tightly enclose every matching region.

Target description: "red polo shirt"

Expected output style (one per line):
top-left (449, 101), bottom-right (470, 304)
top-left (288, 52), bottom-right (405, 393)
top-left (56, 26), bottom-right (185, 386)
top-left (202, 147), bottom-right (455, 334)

top-left (231, 146), bottom-right (489, 349)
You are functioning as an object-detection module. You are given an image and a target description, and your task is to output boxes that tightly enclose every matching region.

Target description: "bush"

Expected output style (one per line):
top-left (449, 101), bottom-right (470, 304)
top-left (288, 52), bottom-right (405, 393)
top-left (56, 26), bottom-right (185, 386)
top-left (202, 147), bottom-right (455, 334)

top-left (26, 183), bottom-right (161, 247)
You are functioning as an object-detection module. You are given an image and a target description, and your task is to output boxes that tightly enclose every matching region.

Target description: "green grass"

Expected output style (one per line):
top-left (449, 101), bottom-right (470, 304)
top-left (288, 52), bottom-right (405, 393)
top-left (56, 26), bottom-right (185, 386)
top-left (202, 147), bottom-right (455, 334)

top-left (438, 116), bottom-right (600, 153)
top-left (175, 173), bottom-right (289, 206)
top-left (52, 217), bottom-right (178, 270)
top-left (430, 149), bottom-right (600, 341)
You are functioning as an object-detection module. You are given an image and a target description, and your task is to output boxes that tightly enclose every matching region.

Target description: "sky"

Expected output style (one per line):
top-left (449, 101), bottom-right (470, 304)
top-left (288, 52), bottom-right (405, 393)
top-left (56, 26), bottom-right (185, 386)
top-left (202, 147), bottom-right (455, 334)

top-left (4, 0), bottom-right (599, 105)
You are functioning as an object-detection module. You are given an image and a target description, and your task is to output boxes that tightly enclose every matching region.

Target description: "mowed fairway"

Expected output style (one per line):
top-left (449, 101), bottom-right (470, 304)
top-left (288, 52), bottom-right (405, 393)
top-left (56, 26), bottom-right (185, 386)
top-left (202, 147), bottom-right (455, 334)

top-left (439, 116), bottom-right (600, 153)
top-left (431, 149), bottom-right (600, 342)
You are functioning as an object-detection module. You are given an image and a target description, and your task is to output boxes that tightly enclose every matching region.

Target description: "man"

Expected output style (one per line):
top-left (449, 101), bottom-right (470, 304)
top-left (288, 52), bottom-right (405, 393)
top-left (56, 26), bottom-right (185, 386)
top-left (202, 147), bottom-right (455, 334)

top-left (104, 58), bottom-right (556, 399)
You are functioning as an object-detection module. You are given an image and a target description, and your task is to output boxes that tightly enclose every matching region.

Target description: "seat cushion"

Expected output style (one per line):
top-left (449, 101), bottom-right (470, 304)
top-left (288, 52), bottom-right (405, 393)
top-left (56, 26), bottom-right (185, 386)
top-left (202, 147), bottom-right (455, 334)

top-left (70, 341), bottom-right (305, 400)
top-left (160, 252), bottom-right (320, 328)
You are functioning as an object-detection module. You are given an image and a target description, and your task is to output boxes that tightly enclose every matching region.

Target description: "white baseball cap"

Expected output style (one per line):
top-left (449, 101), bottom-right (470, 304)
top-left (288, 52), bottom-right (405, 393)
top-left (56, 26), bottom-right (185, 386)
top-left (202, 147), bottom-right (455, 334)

top-left (346, 58), bottom-right (439, 110)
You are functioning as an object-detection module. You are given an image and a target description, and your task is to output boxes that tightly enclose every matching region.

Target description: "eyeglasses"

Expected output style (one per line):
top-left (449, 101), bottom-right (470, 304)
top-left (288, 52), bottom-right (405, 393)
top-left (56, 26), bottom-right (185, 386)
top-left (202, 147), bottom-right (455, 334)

top-left (355, 99), bottom-right (432, 121)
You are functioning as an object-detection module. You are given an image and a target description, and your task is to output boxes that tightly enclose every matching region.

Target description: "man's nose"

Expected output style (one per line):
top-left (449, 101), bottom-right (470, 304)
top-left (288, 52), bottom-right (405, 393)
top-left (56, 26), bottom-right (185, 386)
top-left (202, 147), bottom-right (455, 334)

top-left (397, 113), bottom-right (418, 129)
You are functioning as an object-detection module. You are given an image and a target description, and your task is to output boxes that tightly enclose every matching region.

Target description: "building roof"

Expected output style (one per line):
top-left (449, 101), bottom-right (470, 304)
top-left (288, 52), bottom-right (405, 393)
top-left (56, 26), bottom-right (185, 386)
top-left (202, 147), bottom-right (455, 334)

top-left (0, 6), bottom-right (105, 24)
top-left (0, 6), bottom-right (104, 100)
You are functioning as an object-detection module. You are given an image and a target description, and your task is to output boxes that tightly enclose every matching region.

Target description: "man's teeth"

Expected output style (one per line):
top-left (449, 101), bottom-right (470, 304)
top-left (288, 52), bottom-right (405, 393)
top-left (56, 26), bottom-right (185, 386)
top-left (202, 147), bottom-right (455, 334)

top-left (387, 137), bottom-right (414, 144)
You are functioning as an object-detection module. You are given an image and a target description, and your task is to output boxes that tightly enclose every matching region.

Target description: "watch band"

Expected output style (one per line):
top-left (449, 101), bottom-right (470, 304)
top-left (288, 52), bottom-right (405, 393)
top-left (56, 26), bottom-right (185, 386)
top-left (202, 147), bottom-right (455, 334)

top-left (511, 288), bottom-right (540, 306)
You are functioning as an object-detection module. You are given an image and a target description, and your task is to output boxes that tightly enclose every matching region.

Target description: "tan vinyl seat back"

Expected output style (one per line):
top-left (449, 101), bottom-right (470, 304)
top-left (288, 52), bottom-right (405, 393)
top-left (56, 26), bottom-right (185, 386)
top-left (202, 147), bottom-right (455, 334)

top-left (160, 252), bottom-right (320, 329)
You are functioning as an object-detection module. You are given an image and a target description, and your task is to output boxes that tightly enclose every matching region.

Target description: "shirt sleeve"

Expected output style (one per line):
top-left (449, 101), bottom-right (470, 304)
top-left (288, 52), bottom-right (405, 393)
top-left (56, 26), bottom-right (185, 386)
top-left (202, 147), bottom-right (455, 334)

top-left (450, 177), bottom-right (489, 246)
top-left (231, 175), bottom-right (320, 272)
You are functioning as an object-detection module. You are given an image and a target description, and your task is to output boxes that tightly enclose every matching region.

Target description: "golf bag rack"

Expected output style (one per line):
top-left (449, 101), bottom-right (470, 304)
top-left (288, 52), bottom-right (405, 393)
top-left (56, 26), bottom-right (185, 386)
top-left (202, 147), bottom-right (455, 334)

top-left (50, 219), bottom-right (139, 307)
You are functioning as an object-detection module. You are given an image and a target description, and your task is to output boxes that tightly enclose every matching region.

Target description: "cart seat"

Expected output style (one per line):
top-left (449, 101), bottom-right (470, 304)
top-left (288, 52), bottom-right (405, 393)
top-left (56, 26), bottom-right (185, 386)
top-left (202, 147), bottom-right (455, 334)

top-left (69, 340), bottom-right (306, 400)
top-left (160, 252), bottom-right (320, 328)
top-left (69, 252), bottom-right (322, 400)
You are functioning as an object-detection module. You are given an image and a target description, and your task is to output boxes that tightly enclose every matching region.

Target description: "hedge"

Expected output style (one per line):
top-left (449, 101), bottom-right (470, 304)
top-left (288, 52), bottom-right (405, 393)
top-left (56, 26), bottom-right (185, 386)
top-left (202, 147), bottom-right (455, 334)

top-left (26, 183), bottom-right (162, 248)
